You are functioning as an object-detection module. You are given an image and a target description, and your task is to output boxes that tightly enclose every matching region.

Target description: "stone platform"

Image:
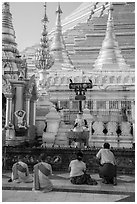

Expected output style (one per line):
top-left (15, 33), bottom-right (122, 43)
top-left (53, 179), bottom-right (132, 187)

top-left (2, 171), bottom-right (135, 202)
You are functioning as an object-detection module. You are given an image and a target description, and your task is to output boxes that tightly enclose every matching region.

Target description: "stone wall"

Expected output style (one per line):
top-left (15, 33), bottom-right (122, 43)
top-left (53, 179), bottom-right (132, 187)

top-left (3, 146), bottom-right (135, 175)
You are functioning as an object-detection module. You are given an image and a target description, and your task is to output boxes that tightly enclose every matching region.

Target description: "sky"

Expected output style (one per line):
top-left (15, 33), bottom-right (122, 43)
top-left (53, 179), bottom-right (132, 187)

top-left (9, 2), bottom-right (82, 52)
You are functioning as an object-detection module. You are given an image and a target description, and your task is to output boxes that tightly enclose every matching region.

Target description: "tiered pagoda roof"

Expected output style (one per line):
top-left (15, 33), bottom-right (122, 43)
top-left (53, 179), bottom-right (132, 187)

top-left (2, 2), bottom-right (21, 79)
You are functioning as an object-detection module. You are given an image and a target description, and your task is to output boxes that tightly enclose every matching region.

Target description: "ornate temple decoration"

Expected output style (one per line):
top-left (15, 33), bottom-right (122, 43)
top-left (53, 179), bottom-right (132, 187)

top-left (93, 3), bottom-right (130, 71)
top-left (2, 2), bottom-right (21, 80)
top-left (2, 76), bottom-right (13, 95)
top-left (35, 2), bottom-right (55, 96)
top-left (35, 2), bottom-right (54, 70)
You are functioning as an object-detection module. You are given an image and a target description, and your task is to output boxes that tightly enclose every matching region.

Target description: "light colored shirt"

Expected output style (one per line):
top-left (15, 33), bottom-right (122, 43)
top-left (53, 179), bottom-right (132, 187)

top-left (96, 148), bottom-right (116, 165)
top-left (69, 159), bottom-right (86, 177)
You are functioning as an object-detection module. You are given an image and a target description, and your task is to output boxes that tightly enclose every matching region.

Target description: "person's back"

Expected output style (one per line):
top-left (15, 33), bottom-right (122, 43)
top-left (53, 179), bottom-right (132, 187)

top-left (69, 159), bottom-right (86, 178)
top-left (10, 156), bottom-right (32, 183)
top-left (96, 148), bottom-right (116, 166)
top-left (96, 143), bottom-right (117, 185)
top-left (69, 151), bottom-right (97, 185)
top-left (33, 153), bottom-right (53, 192)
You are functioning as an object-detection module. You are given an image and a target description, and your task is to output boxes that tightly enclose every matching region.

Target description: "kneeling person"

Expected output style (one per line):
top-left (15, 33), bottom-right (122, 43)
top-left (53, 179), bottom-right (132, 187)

top-left (69, 151), bottom-right (97, 185)
top-left (96, 142), bottom-right (117, 185)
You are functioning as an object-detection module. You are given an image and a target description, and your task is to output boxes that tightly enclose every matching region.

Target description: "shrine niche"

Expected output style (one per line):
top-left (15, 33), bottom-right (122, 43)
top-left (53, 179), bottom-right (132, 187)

top-left (2, 75), bottom-right (38, 146)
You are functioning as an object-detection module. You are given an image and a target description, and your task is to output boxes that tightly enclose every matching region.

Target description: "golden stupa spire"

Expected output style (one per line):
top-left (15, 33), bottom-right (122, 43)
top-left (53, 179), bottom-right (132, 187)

top-left (51, 2), bottom-right (63, 53)
top-left (50, 3), bottom-right (74, 70)
top-left (93, 3), bottom-right (130, 70)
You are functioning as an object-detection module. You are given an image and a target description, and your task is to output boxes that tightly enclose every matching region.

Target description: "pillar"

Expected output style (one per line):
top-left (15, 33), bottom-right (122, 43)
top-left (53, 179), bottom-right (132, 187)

top-left (30, 100), bottom-right (36, 126)
top-left (5, 93), bottom-right (12, 126)
top-left (25, 93), bottom-right (31, 126)
top-left (33, 101), bottom-right (36, 125)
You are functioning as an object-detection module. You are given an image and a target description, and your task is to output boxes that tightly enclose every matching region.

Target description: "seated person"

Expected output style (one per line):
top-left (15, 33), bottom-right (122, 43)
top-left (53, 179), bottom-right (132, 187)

top-left (73, 112), bottom-right (88, 132)
top-left (9, 155), bottom-right (33, 183)
top-left (68, 151), bottom-right (97, 185)
top-left (33, 153), bottom-right (53, 193)
top-left (96, 142), bottom-right (117, 185)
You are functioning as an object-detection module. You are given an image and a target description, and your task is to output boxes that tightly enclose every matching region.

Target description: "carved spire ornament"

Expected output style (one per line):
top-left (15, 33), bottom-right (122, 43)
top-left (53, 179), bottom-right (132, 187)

top-left (93, 3), bottom-right (130, 70)
top-left (35, 2), bottom-right (54, 70)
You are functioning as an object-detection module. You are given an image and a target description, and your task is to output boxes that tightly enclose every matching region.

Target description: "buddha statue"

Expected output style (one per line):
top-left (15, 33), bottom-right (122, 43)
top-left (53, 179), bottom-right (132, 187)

top-left (73, 112), bottom-right (89, 132)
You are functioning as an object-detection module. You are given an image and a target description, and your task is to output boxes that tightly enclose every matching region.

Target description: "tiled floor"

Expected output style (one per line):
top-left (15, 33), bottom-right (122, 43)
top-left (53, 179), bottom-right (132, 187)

top-left (3, 190), bottom-right (130, 202)
top-left (2, 172), bottom-right (135, 202)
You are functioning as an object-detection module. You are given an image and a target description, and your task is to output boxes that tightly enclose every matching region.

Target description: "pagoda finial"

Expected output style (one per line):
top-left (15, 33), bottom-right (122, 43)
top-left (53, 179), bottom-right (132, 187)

top-left (93, 2), bottom-right (130, 70)
top-left (50, 2), bottom-right (63, 52)
top-left (56, 2), bottom-right (63, 14)
top-left (55, 2), bottom-right (63, 29)
top-left (42, 2), bottom-right (49, 23)
top-left (35, 2), bottom-right (54, 70)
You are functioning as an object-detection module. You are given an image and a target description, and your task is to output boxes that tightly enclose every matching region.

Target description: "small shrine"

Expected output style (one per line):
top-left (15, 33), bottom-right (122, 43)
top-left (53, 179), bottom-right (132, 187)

top-left (2, 74), bottom-right (38, 146)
